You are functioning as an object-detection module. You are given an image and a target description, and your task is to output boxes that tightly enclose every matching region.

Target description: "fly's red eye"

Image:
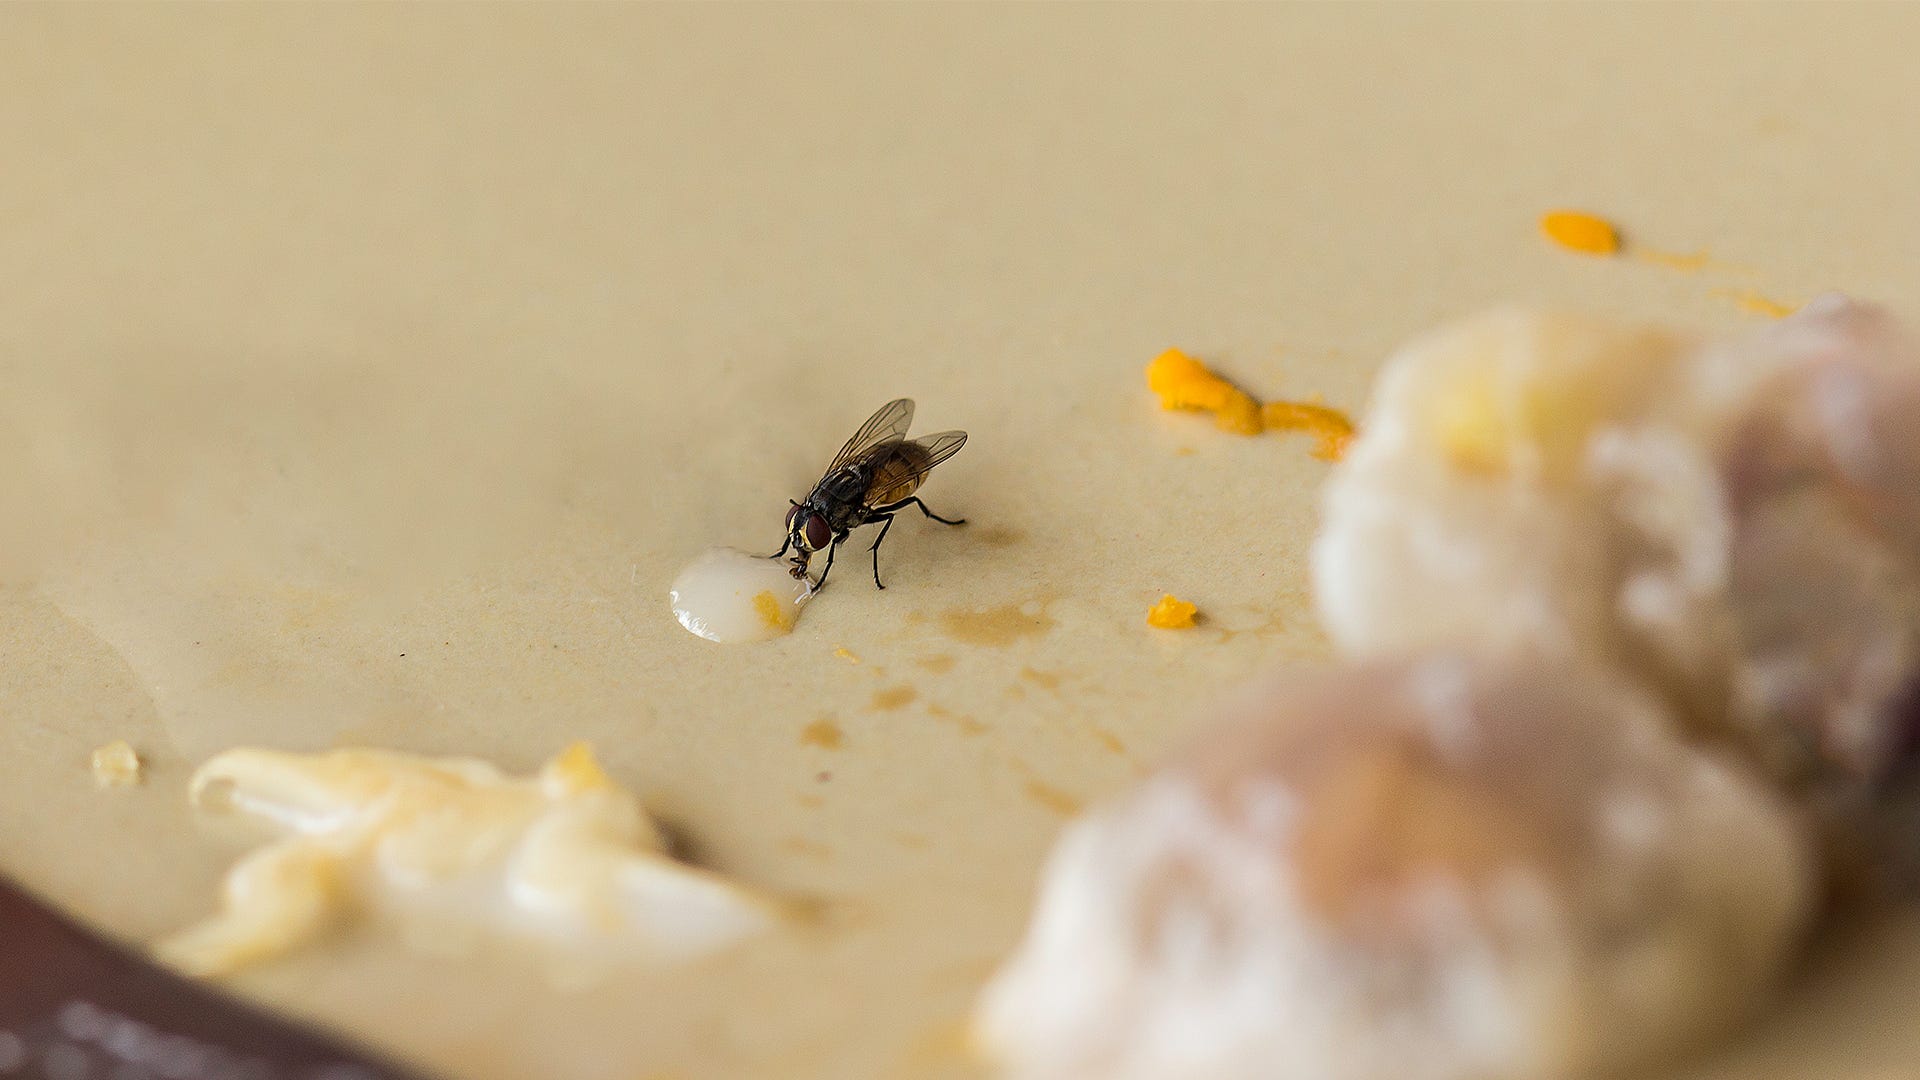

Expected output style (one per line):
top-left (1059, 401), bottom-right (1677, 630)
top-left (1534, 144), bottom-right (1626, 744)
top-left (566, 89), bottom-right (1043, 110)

top-left (803, 514), bottom-right (832, 552)
top-left (785, 504), bottom-right (801, 530)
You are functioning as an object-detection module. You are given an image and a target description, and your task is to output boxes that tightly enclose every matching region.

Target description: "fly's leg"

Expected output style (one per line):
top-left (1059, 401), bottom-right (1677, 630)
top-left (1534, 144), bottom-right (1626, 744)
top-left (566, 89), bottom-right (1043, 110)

top-left (813, 537), bottom-right (842, 590)
top-left (875, 497), bottom-right (966, 526)
top-left (769, 534), bottom-right (793, 559)
top-left (866, 514), bottom-right (897, 589)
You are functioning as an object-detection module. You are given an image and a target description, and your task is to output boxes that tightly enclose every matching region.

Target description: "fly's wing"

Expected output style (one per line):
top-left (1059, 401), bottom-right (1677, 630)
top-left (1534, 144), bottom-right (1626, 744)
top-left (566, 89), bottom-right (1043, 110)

top-left (825, 398), bottom-right (915, 474)
top-left (906, 430), bottom-right (967, 473)
top-left (871, 431), bottom-right (968, 498)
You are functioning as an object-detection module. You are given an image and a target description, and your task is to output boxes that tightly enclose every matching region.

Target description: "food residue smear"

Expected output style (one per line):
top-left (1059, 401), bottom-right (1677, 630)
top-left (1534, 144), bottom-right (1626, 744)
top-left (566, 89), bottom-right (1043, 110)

top-left (799, 718), bottom-right (845, 750)
top-left (1539, 210), bottom-right (1620, 256)
top-left (158, 742), bottom-right (785, 977)
top-left (1146, 594), bottom-right (1199, 629)
top-left (1541, 211), bottom-right (1791, 316)
top-left (928, 703), bottom-right (990, 737)
top-left (670, 547), bottom-right (814, 643)
top-left (871, 685), bottom-right (919, 711)
top-left (90, 740), bottom-right (142, 787)
top-left (1146, 348), bottom-right (1354, 459)
top-left (1263, 400), bottom-right (1355, 461)
top-left (939, 603), bottom-right (1058, 647)
top-left (1009, 762), bottom-right (1085, 817)
top-left (1635, 248), bottom-right (1715, 272)
top-left (1024, 781), bottom-right (1083, 816)
top-left (1713, 288), bottom-right (1798, 318)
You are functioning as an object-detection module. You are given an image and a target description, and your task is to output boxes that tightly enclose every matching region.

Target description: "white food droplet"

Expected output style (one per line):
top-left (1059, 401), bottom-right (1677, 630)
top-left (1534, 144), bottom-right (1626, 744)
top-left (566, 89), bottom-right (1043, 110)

top-left (669, 547), bottom-right (815, 644)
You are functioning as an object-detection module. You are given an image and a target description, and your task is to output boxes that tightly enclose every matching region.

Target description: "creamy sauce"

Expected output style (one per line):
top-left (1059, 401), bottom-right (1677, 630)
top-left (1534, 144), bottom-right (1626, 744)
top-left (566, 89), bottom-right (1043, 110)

top-left (159, 743), bottom-right (786, 977)
top-left (669, 547), bottom-right (815, 644)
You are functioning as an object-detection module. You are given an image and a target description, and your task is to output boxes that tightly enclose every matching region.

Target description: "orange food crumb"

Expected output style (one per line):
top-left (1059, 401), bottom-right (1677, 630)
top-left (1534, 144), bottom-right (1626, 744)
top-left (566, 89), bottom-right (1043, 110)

top-left (1146, 347), bottom-right (1239, 414)
top-left (753, 590), bottom-right (791, 631)
top-left (1263, 400), bottom-right (1356, 461)
top-left (833, 645), bottom-right (860, 664)
top-left (1146, 594), bottom-right (1198, 629)
top-left (1147, 347), bottom-right (1356, 454)
top-left (1213, 387), bottom-right (1264, 435)
top-left (1713, 288), bottom-right (1797, 319)
top-left (1540, 210), bottom-right (1620, 256)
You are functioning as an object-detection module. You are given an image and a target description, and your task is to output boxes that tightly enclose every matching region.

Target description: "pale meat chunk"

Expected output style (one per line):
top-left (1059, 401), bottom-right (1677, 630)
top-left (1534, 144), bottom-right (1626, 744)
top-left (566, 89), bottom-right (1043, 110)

top-left (975, 656), bottom-right (1814, 1080)
top-left (1314, 300), bottom-right (1920, 872)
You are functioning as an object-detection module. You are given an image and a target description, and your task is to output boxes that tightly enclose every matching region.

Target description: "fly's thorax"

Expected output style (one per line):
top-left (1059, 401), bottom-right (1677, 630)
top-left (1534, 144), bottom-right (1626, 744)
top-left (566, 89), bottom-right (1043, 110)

top-left (818, 466), bottom-right (870, 506)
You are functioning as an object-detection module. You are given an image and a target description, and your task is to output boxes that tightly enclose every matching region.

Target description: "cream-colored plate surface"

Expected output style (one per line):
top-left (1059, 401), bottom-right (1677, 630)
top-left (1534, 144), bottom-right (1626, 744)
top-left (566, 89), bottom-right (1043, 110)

top-left (3, 7), bottom-right (1919, 1079)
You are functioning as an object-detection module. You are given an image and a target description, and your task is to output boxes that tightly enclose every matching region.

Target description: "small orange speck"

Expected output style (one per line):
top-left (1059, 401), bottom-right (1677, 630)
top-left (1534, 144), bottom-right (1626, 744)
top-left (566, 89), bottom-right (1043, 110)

top-left (832, 645), bottom-right (859, 664)
top-left (752, 590), bottom-right (791, 631)
top-left (1540, 210), bottom-right (1620, 256)
top-left (1146, 594), bottom-right (1198, 629)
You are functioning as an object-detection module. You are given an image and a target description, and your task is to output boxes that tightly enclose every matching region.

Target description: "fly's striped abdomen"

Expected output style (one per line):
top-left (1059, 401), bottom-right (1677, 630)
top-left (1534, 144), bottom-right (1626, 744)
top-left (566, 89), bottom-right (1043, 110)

top-left (864, 443), bottom-right (930, 506)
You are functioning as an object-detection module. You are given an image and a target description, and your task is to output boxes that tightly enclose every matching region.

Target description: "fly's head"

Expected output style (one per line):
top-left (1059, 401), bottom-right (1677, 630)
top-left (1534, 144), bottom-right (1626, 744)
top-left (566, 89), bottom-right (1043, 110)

top-left (785, 501), bottom-right (832, 580)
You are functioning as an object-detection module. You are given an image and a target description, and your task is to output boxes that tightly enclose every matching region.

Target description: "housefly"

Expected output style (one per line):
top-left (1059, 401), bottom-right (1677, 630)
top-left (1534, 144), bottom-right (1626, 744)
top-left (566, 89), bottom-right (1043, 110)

top-left (773, 398), bottom-right (967, 589)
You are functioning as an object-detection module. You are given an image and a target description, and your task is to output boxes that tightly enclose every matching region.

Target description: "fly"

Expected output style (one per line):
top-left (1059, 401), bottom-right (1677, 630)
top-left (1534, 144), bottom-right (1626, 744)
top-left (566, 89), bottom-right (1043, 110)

top-left (773, 398), bottom-right (968, 589)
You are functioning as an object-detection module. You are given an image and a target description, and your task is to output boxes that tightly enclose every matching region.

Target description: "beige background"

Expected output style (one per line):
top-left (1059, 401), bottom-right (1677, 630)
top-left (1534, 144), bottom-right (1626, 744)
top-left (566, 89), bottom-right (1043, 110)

top-left (3, 5), bottom-right (1919, 1079)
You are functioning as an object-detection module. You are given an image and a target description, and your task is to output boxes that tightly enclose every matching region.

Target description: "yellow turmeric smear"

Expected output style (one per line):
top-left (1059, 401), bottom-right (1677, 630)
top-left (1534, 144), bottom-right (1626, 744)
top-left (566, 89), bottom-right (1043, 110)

top-left (752, 590), bottom-right (792, 632)
top-left (1263, 400), bottom-right (1355, 462)
top-left (1147, 348), bottom-right (1242, 414)
top-left (1146, 594), bottom-right (1198, 629)
top-left (1146, 348), bottom-right (1354, 457)
top-left (1539, 210), bottom-right (1620, 257)
top-left (1213, 387), bottom-right (1263, 435)
top-left (1712, 288), bottom-right (1797, 319)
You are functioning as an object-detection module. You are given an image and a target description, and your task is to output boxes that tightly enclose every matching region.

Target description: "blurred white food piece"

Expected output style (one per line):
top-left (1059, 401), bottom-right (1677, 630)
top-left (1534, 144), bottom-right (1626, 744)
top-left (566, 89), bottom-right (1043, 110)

top-left (976, 655), bottom-right (1814, 1080)
top-left (158, 742), bottom-right (786, 976)
top-left (1314, 300), bottom-right (1920, 856)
